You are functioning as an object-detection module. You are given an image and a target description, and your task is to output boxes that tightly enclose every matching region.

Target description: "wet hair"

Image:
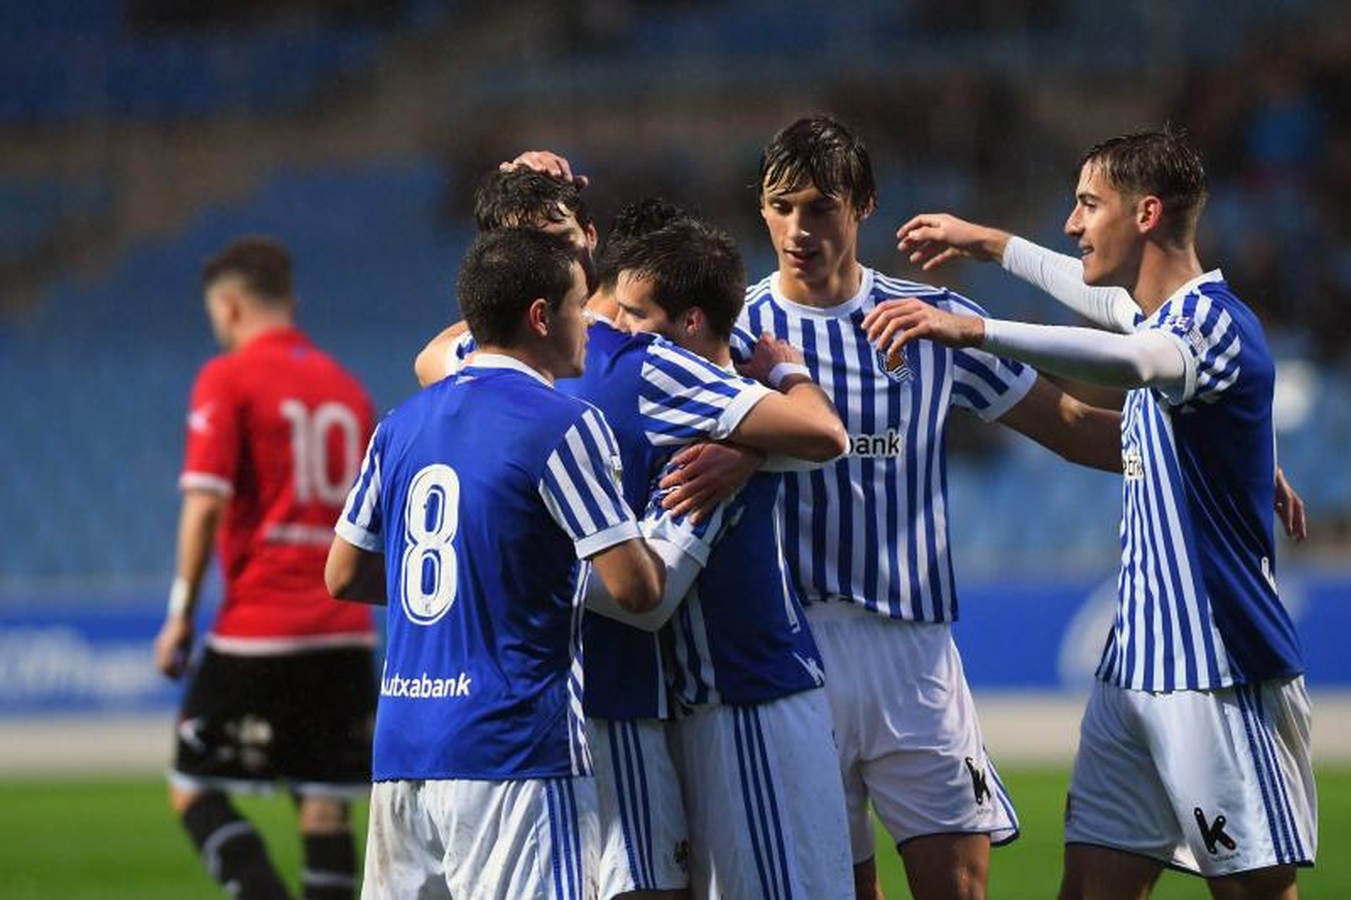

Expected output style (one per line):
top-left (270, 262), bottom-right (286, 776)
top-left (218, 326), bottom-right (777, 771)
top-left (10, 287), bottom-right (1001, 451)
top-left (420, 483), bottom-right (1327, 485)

top-left (1079, 126), bottom-right (1208, 245)
top-left (757, 114), bottom-right (877, 215)
top-left (201, 237), bottom-right (292, 304)
top-left (609, 218), bottom-right (746, 340)
top-left (473, 168), bottom-right (593, 234)
top-left (456, 228), bottom-right (580, 347)
top-left (595, 196), bottom-right (690, 292)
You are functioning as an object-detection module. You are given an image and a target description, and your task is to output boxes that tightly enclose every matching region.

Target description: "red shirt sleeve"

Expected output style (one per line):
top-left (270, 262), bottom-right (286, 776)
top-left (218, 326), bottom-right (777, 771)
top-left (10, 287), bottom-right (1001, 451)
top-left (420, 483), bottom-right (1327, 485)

top-left (179, 358), bottom-right (240, 496)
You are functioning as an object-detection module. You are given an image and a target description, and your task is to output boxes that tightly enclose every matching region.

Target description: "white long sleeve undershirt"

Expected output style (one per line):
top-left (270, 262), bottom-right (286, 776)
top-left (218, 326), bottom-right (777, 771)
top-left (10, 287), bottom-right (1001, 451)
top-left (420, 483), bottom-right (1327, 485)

top-left (981, 318), bottom-right (1189, 400)
top-left (1001, 236), bottom-right (1140, 333)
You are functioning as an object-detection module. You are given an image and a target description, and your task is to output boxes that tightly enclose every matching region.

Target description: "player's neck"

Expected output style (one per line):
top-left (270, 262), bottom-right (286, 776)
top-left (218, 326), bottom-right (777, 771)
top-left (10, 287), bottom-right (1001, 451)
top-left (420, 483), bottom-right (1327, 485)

top-left (231, 317), bottom-right (294, 350)
top-left (476, 343), bottom-right (556, 384)
top-left (1132, 242), bottom-right (1204, 318)
top-left (777, 257), bottom-right (865, 309)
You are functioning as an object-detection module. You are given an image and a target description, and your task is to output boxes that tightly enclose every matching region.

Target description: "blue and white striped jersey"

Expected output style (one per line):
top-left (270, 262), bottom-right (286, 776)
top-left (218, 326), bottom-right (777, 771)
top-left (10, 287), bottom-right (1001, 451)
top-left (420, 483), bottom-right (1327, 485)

top-left (442, 320), bottom-right (772, 720)
top-left (738, 268), bottom-right (1036, 621)
top-left (1099, 271), bottom-right (1303, 691)
top-left (570, 322), bottom-right (773, 719)
top-left (656, 464), bottom-right (826, 707)
top-left (336, 354), bottom-right (640, 781)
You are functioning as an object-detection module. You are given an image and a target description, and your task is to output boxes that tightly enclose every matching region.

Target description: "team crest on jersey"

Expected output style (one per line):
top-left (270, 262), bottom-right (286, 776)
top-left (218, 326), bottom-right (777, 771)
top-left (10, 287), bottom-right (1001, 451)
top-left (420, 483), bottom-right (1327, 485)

top-left (876, 344), bottom-right (914, 383)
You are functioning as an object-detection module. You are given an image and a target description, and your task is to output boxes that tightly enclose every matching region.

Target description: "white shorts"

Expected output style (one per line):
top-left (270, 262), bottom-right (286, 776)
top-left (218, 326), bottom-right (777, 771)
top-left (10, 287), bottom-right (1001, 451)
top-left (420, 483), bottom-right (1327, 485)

top-left (807, 602), bottom-right (1018, 862)
top-left (362, 776), bottom-right (598, 900)
top-left (587, 718), bottom-right (688, 897)
top-left (1066, 676), bottom-right (1317, 877)
top-left (669, 689), bottom-right (853, 900)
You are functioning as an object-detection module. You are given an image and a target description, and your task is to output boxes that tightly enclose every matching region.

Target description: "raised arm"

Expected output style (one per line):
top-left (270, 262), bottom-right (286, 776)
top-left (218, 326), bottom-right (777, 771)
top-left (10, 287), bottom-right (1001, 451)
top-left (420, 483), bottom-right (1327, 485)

top-left (414, 320), bottom-right (470, 387)
top-left (897, 213), bottom-right (1139, 332)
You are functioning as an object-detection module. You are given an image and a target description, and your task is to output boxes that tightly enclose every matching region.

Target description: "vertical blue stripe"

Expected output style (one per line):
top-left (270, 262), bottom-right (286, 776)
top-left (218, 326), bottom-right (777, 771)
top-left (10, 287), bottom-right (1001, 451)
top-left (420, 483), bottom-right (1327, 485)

top-left (750, 706), bottom-right (795, 899)
top-left (609, 725), bottom-right (644, 888)
top-left (902, 339), bottom-right (923, 619)
top-left (849, 311), bottom-right (880, 612)
top-left (800, 323), bottom-right (830, 598)
top-left (920, 341), bottom-right (947, 622)
top-left (883, 347), bottom-right (904, 617)
top-left (732, 709), bottom-right (775, 898)
top-left (1236, 687), bottom-right (1290, 864)
top-left (1252, 688), bottom-right (1305, 861)
top-left (825, 319), bottom-right (854, 602)
top-left (545, 781), bottom-right (567, 899)
top-left (628, 723), bottom-right (658, 886)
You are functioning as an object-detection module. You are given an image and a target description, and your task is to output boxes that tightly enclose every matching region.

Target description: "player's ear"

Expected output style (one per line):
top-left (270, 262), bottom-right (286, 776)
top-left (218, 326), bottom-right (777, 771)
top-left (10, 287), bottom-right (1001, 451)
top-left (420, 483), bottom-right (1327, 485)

top-left (526, 297), bottom-right (551, 337)
top-left (1137, 195), bottom-right (1164, 236)
top-left (684, 306), bottom-right (704, 338)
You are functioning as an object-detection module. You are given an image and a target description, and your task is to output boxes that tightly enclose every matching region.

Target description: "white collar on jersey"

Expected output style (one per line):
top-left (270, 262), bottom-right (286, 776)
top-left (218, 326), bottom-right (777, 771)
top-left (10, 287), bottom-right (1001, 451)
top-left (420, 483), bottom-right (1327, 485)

top-left (1146, 269), bottom-right (1226, 322)
top-left (768, 267), bottom-right (875, 319)
top-left (466, 352), bottom-right (552, 386)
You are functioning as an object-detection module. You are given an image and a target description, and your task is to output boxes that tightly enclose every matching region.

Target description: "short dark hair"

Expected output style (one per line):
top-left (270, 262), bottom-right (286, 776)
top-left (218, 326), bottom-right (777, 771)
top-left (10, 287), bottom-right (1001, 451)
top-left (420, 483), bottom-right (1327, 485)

top-left (758, 114), bottom-right (877, 214)
top-left (595, 196), bottom-right (690, 292)
top-left (202, 237), bottom-right (292, 303)
top-left (609, 219), bottom-right (746, 341)
top-left (456, 228), bottom-right (580, 347)
top-left (473, 168), bottom-right (593, 234)
top-left (1079, 127), bottom-right (1208, 245)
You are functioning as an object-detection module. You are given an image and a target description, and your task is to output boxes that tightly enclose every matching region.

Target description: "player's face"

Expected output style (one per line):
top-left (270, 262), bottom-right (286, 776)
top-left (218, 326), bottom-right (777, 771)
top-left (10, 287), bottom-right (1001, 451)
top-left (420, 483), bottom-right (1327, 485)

top-left (760, 181), bottom-right (862, 295)
top-left (1064, 161), bottom-right (1144, 289)
top-left (530, 207), bottom-right (598, 270)
top-left (548, 261), bottom-right (591, 379)
top-left (613, 271), bottom-right (681, 343)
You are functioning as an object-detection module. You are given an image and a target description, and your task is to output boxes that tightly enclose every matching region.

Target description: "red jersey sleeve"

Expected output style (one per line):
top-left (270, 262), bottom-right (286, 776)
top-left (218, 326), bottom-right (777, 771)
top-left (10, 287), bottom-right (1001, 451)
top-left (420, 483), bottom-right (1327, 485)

top-left (180, 358), bottom-right (241, 496)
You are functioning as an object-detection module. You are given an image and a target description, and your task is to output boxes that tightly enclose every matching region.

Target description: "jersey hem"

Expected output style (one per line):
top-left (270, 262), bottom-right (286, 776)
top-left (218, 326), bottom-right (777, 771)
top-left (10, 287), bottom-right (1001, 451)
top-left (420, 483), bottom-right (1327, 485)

top-left (206, 632), bottom-right (376, 655)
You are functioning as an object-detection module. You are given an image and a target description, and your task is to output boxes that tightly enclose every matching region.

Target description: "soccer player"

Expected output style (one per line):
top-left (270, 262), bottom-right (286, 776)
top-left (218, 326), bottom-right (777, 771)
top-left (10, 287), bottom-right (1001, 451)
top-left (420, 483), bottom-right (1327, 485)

top-left (154, 237), bottom-right (378, 900)
top-left (609, 219), bottom-right (855, 899)
top-left (325, 228), bottom-right (667, 899)
top-left (893, 212), bottom-right (1308, 541)
top-left (866, 128), bottom-right (1316, 900)
top-left (413, 168), bottom-right (597, 387)
top-left (420, 177), bottom-right (850, 898)
top-left (696, 115), bottom-right (1125, 900)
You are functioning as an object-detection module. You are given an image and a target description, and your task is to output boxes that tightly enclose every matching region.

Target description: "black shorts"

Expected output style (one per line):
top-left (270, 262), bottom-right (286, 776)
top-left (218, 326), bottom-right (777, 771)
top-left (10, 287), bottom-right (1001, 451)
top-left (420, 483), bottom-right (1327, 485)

top-left (171, 645), bottom-right (376, 796)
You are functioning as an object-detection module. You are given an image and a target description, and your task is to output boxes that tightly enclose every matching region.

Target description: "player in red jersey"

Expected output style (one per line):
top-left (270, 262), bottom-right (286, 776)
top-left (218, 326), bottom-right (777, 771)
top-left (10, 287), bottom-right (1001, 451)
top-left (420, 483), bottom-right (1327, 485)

top-left (153, 237), bottom-right (377, 900)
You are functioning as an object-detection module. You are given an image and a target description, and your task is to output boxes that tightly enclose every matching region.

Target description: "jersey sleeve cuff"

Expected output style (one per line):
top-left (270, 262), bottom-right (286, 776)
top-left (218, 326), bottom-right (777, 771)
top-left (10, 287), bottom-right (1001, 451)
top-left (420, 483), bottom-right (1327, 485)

top-left (977, 364), bottom-right (1038, 423)
top-left (575, 520), bottom-right (642, 560)
top-left (708, 382), bottom-right (774, 441)
top-left (1152, 329), bottom-right (1198, 406)
top-left (179, 472), bottom-right (234, 496)
top-left (334, 518), bottom-right (383, 553)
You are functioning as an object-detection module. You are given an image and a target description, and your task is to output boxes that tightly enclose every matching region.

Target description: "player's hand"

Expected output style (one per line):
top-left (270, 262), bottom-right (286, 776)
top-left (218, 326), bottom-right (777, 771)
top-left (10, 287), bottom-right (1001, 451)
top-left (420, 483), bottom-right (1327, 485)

top-left (895, 213), bottom-right (1009, 271)
top-left (659, 442), bottom-right (763, 523)
top-left (1274, 467), bottom-right (1308, 542)
top-left (862, 298), bottom-right (984, 367)
top-left (499, 150), bottom-right (589, 189)
top-left (154, 615), bottom-right (194, 680)
top-left (737, 333), bottom-right (804, 387)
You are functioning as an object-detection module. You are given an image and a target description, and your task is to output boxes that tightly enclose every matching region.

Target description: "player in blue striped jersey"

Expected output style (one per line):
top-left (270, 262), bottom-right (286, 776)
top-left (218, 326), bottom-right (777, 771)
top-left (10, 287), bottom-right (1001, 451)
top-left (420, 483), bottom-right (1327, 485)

top-left (870, 128), bottom-right (1315, 899)
top-left (414, 177), bottom-right (848, 899)
top-left (325, 229), bottom-right (669, 899)
top-left (666, 115), bottom-right (1123, 900)
top-left (609, 220), bottom-right (855, 899)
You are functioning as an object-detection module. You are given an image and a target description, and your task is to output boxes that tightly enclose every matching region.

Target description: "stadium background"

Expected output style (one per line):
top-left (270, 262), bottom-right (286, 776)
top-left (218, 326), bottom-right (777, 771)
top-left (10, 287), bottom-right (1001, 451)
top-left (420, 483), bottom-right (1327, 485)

top-left (1, 0), bottom-right (1348, 896)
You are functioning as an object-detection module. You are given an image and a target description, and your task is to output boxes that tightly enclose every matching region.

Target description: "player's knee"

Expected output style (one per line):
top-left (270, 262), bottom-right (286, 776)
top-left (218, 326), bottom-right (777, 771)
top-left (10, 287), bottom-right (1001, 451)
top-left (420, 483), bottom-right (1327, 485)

top-left (168, 783), bottom-right (204, 817)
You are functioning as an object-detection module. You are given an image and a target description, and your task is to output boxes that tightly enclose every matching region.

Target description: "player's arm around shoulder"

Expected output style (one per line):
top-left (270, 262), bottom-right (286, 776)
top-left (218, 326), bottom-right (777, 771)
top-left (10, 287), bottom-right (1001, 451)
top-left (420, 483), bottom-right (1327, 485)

top-left (728, 333), bottom-right (848, 462)
top-left (413, 320), bottom-right (471, 387)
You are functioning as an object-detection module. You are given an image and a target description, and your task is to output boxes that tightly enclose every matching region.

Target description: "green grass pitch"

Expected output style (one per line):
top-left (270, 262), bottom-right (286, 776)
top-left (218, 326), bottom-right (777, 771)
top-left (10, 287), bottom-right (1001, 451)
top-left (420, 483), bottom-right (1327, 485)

top-left (2, 767), bottom-right (1345, 898)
